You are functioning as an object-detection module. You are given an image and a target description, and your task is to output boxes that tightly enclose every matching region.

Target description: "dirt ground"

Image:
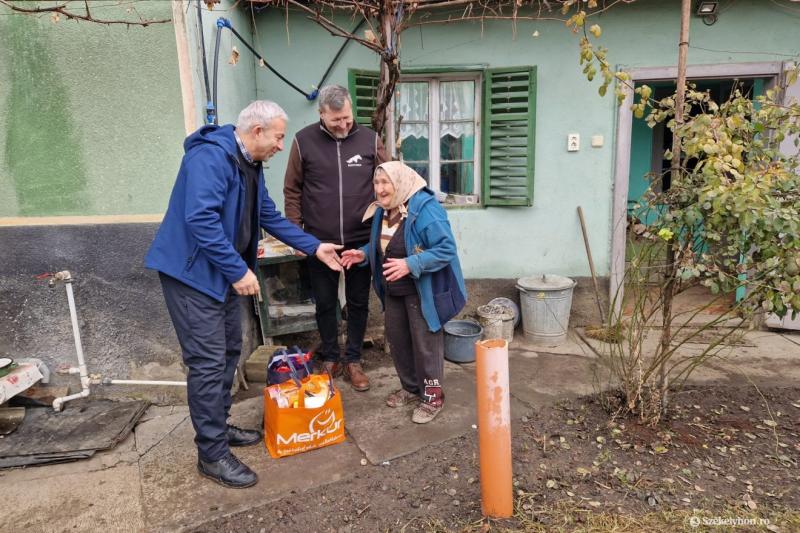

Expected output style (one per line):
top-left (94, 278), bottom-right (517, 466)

top-left (193, 377), bottom-right (800, 532)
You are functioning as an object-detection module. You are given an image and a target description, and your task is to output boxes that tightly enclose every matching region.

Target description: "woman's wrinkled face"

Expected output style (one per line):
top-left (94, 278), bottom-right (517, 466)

top-left (373, 170), bottom-right (395, 209)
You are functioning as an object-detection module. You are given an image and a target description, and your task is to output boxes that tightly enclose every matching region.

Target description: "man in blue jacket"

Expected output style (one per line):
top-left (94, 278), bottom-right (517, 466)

top-left (146, 101), bottom-right (342, 489)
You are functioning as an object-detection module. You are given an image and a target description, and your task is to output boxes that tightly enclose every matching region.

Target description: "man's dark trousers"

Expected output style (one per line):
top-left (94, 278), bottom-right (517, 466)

top-left (159, 273), bottom-right (241, 462)
top-left (307, 248), bottom-right (371, 363)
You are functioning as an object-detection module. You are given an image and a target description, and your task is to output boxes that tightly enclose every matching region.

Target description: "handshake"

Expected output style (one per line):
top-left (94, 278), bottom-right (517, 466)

top-left (340, 249), bottom-right (366, 269)
top-left (340, 249), bottom-right (410, 281)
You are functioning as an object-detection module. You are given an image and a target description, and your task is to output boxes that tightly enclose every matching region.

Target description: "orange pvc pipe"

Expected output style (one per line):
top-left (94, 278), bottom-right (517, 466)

top-left (475, 338), bottom-right (513, 518)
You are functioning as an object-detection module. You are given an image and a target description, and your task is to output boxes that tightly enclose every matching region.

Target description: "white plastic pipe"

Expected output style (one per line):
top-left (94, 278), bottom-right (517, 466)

top-left (52, 275), bottom-right (92, 412)
top-left (103, 379), bottom-right (187, 386)
top-left (53, 388), bottom-right (90, 412)
top-left (50, 271), bottom-right (187, 411)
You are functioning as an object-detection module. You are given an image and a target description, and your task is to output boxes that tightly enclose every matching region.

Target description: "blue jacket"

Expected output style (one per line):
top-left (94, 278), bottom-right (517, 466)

top-left (145, 124), bottom-right (320, 302)
top-left (364, 188), bottom-right (467, 332)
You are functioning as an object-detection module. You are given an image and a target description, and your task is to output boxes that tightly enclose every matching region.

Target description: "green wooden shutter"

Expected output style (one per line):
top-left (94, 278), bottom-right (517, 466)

top-left (348, 69), bottom-right (380, 127)
top-left (482, 66), bottom-right (537, 206)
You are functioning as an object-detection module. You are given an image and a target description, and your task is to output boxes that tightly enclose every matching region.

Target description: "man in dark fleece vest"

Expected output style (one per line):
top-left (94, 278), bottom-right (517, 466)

top-left (146, 101), bottom-right (342, 489)
top-left (284, 85), bottom-right (387, 392)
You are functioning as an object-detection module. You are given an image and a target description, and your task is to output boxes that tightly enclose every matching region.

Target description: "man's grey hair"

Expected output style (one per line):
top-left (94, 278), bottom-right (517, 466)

top-left (318, 85), bottom-right (352, 112)
top-left (236, 100), bottom-right (288, 132)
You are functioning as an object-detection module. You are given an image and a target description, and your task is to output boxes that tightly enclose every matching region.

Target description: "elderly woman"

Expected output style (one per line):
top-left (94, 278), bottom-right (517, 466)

top-left (341, 161), bottom-right (466, 423)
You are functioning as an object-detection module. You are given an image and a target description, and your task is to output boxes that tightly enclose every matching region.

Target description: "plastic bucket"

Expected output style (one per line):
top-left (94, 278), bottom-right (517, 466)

top-left (476, 303), bottom-right (515, 343)
top-left (443, 320), bottom-right (483, 363)
top-left (517, 274), bottom-right (577, 346)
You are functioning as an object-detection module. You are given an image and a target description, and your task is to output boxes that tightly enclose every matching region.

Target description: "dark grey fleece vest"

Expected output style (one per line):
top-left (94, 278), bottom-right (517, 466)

top-left (294, 122), bottom-right (379, 244)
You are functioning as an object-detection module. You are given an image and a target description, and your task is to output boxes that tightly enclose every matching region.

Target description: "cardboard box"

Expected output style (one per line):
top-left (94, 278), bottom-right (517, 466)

top-left (0, 363), bottom-right (44, 404)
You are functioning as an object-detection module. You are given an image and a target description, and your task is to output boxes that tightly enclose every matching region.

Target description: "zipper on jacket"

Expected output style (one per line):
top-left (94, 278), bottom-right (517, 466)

top-left (336, 140), bottom-right (344, 245)
top-left (185, 244), bottom-right (200, 271)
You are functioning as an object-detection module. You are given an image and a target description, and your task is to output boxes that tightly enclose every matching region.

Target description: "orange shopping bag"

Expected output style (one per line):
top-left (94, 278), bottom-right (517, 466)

top-left (263, 374), bottom-right (345, 458)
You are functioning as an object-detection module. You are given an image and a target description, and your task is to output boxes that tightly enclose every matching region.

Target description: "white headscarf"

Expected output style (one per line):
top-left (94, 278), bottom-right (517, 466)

top-left (362, 161), bottom-right (427, 222)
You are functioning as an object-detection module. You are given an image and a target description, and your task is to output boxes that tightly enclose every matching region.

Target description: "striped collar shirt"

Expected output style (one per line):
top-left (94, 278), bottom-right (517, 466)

top-left (233, 130), bottom-right (255, 165)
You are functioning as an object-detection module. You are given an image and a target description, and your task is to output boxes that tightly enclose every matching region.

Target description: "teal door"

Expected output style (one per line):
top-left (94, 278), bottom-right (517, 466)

top-left (627, 77), bottom-right (767, 297)
top-left (628, 78), bottom-right (766, 222)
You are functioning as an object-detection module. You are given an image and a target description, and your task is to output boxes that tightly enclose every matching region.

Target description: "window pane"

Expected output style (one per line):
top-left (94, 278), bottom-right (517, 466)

top-left (440, 162), bottom-right (474, 195)
top-left (440, 123), bottom-right (475, 162)
top-left (440, 81), bottom-right (475, 121)
top-left (406, 162), bottom-right (430, 183)
top-left (399, 123), bottom-right (429, 162)
top-left (396, 82), bottom-right (429, 121)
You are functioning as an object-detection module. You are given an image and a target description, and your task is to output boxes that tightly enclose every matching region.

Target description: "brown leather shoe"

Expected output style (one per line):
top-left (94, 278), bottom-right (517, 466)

top-left (321, 360), bottom-right (342, 378)
top-left (343, 362), bottom-right (370, 391)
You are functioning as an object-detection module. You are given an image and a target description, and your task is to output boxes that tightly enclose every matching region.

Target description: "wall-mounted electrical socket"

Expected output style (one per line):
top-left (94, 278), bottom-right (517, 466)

top-left (567, 133), bottom-right (580, 152)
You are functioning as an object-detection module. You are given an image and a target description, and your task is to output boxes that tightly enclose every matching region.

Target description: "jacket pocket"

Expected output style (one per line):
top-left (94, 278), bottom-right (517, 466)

top-left (434, 290), bottom-right (458, 325)
top-left (184, 245), bottom-right (200, 272)
top-left (431, 265), bottom-right (466, 324)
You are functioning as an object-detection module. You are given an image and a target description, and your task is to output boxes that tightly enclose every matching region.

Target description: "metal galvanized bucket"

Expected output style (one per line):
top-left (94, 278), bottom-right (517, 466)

top-left (516, 275), bottom-right (577, 346)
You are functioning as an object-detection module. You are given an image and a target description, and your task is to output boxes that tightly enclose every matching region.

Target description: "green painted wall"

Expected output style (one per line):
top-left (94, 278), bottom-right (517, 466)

top-left (251, 1), bottom-right (798, 278)
top-left (0, 1), bottom-right (185, 217)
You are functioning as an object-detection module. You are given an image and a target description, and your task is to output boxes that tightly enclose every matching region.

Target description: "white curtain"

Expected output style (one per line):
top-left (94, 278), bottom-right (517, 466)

top-left (440, 81), bottom-right (474, 138)
top-left (396, 82), bottom-right (428, 138)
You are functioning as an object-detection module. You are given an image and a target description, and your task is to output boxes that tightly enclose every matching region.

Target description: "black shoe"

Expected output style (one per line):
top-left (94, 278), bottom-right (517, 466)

top-left (227, 424), bottom-right (262, 447)
top-left (197, 453), bottom-right (258, 488)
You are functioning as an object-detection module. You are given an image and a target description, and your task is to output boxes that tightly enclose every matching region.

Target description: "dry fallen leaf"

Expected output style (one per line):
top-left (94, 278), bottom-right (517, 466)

top-left (763, 420), bottom-right (778, 428)
top-left (739, 405), bottom-right (750, 412)
top-left (588, 501), bottom-right (601, 507)
top-left (228, 46), bottom-right (240, 66)
top-left (364, 29), bottom-right (378, 44)
top-left (546, 479), bottom-right (557, 489)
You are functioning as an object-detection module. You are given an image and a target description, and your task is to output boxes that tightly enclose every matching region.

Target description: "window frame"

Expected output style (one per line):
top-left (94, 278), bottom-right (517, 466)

top-left (389, 72), bottom-right (483, 199)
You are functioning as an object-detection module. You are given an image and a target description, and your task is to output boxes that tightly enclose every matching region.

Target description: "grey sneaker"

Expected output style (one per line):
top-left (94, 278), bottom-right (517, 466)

top-left (411, 402), bottom-right (443, 424)
top-left (386, 389), bottom-right (420, 408)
